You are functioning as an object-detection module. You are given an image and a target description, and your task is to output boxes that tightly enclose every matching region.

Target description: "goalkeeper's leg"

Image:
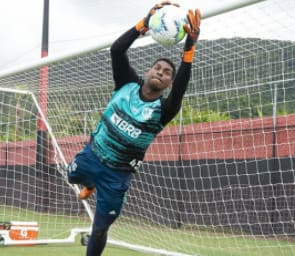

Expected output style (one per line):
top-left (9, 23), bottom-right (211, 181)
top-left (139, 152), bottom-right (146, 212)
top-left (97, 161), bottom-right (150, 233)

top-left (67, 145), bottom-right (96, 199)
top-left (67, 143), bottom-right (132, 255)
top-left (86, 211), bottom-right (117, 256)
top-left (86, 161), bottom-right (131, 255)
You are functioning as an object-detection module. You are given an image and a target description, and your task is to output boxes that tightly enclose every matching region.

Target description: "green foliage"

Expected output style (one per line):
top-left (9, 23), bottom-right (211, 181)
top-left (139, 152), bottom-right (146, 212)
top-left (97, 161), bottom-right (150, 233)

top-left (49, 107), bottom-right (102, 137)
top-left (169, 100), bottom-right (230, 126)
top-left (0, 85), bottom-right (37, 142)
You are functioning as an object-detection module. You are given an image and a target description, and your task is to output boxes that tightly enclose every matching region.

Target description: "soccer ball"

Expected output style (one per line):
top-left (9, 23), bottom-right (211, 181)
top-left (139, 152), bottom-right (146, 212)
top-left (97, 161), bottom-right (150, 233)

top-left (148, 5), bottom-right (188, 47)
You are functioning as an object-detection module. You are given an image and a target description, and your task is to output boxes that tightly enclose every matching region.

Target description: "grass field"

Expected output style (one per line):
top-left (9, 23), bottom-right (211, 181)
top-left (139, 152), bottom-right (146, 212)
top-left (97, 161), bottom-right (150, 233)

top-left (2, 223), bottom-right (295, 256)
top-left (2, 206), bottom-right (295, 255)
top-left (2, 234), bottom-right (295, 256)
top-left (0, 240), bottom-right (151, 256)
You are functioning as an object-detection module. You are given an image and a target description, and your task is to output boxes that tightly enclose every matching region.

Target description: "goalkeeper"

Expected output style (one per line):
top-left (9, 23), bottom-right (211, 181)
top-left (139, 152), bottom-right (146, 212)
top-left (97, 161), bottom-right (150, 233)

top-left (67, 2), bottom-right (201, 255)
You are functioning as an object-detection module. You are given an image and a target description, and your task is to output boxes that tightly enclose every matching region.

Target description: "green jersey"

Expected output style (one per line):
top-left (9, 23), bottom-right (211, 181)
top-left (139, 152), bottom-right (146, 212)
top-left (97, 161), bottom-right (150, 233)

top-left (91, 82), bottom-right (163, 171)
top-left (90, 27), bottom-right (192, 172)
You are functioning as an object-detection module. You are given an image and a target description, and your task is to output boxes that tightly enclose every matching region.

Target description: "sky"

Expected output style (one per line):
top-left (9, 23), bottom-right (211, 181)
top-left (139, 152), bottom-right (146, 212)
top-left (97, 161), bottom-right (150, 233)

top-left (0, 0), bottom-right (294, 72)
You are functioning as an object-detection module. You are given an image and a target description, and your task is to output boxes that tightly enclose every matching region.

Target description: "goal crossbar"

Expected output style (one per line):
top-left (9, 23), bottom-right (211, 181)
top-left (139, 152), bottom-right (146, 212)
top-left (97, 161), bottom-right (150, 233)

top-left (0, 0), bottom-right (266, 80)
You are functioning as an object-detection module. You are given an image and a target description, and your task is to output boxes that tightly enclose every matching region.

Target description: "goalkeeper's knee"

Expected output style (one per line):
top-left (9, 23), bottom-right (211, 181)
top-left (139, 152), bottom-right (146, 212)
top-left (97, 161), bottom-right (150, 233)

top-left (93, 228), bottom-right (107, 241)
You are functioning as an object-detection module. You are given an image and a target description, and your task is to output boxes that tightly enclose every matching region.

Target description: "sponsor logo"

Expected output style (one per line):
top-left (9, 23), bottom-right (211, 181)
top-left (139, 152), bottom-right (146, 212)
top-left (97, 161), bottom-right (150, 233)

top-left (110, 113), bottom-right (142, 138)
top-left (142, 107), bottom-right (153, 119)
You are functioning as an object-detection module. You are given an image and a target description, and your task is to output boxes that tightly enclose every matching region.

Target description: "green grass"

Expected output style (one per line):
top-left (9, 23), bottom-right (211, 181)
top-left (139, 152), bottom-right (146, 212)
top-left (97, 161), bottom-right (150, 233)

top-left (2, 234), bottom-right (295, 256)
top-left (2, 206), bottom-right (295, 255)
top-left (109, 219), bottom-right (295, 256)
top-left (0, 241), bottom-right (151, 256)
top-left (0, 206), bottom-right (91, 239)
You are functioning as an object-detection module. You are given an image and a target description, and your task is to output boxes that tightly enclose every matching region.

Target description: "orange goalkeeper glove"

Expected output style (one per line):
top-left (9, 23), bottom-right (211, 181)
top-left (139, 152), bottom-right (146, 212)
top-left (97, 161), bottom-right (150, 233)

top-left (182, 9), bottom-right (201, 63)
top-left (135, 1), bottom-right (179, 35)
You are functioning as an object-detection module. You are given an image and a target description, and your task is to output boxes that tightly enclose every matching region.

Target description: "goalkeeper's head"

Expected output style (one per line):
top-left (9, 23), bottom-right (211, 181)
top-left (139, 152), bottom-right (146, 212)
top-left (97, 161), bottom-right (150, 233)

top-left (152, 58), bottom-right (176, 79)
top-left (143, 57), bottom-right (176, 95)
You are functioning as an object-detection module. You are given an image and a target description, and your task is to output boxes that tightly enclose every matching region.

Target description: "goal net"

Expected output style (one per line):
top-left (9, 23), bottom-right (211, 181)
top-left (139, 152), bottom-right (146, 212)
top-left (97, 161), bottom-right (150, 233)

top-left (1, 0), bottom-right (295, 255)
top-left (0, 87), bottom-right (92, 245)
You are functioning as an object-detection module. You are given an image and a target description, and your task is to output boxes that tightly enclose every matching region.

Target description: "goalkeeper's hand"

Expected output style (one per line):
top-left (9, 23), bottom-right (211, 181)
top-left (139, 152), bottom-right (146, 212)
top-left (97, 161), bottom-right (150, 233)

top-left (182, 9), bottom-right (201, 63)
top-left (135, 1), bottom-right (180, 35)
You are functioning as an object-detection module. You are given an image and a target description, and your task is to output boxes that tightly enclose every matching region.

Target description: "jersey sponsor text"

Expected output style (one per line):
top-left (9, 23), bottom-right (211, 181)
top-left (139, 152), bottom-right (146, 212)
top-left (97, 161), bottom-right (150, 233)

top-left (110, 112), bottom-right (142, 138)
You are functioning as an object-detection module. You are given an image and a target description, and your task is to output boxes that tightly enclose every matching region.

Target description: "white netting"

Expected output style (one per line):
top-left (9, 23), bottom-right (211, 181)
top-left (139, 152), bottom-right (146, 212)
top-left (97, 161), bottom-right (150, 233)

top-left (0, 0), bottom-right (295, 255)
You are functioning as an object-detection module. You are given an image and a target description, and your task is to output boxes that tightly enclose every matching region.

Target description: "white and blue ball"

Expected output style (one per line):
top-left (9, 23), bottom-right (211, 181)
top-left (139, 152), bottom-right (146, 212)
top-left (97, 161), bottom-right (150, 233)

top-left (149, 5), bottom-right (188, 47)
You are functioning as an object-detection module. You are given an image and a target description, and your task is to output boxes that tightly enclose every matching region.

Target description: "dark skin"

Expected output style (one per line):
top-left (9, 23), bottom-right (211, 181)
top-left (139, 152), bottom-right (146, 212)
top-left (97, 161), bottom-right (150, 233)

top-left (141, 60), bottom-right (173, 101)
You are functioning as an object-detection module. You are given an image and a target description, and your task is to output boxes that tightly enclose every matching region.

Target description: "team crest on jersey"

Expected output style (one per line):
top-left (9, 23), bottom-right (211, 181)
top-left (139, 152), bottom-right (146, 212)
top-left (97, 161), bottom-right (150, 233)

top-left (142, 107), bottom-right (153, 119)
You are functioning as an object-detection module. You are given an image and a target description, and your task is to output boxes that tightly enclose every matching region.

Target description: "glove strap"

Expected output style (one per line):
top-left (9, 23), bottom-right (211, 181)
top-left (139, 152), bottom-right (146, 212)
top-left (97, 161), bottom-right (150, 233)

top-left (182, 45), bottom-right (196, 63)
top-left (135, 18), bottom-right (148, 35)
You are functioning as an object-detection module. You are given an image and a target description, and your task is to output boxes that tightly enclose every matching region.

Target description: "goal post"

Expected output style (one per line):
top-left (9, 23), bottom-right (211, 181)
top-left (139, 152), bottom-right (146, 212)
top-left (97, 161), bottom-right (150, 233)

top-left (0, 87), bottom-right (93, 245)
top-left (1, 0), bottom-right (295, 255)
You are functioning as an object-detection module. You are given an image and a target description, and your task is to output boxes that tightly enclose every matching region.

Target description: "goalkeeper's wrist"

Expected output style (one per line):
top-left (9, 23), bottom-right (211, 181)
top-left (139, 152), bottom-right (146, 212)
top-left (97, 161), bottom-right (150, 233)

top-left (135, 18), bottom-right (148, 35)
top-left (182, 45), bottom-right (196, 63)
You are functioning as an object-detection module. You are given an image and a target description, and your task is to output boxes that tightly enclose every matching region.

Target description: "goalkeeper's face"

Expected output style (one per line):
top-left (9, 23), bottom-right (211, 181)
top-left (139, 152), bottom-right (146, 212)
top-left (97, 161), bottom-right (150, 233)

top-left (145, 60), bottom-right (174, 92)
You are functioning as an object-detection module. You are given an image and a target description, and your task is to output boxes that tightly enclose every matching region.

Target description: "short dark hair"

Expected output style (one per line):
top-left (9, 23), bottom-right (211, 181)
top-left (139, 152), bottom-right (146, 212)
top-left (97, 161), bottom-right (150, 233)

top-left (152, 58), bottom-right (176, 79)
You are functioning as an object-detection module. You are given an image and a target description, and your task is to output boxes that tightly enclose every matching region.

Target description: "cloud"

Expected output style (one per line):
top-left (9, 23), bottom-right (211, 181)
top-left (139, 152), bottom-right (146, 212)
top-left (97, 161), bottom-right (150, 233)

top-left (0, 0), bottom-right (294, 71)
top-left (0, 0), bottom-right (43, 69)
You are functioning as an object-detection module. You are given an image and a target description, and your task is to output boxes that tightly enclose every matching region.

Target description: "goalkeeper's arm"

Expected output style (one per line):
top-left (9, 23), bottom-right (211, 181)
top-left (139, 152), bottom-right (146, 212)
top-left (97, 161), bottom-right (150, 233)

top-left (182, 9), bottom-right (201, 63)
top-left (161, 8), bottom-right (201, 125)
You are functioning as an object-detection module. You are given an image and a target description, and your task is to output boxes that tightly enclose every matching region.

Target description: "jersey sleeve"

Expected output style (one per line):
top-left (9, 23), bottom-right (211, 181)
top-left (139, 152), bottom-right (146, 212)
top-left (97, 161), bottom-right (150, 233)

top-left (160, 61), bottom-right (192, 125)
top-left (110, 27), bottom-right (141, 90)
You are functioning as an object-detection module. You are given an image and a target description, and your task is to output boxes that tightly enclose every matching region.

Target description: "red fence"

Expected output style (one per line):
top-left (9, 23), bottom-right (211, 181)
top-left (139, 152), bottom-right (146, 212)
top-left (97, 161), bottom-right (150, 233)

top-left (1, 114), bottom-right (295, 166)
top-left (146, 114), bottom-right (295, 161)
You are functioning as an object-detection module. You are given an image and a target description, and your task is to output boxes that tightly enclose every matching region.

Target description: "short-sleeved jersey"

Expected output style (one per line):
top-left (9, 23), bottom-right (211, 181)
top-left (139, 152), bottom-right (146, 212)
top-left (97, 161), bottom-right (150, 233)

top-left (91, 82), bottom-right (164, 171)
